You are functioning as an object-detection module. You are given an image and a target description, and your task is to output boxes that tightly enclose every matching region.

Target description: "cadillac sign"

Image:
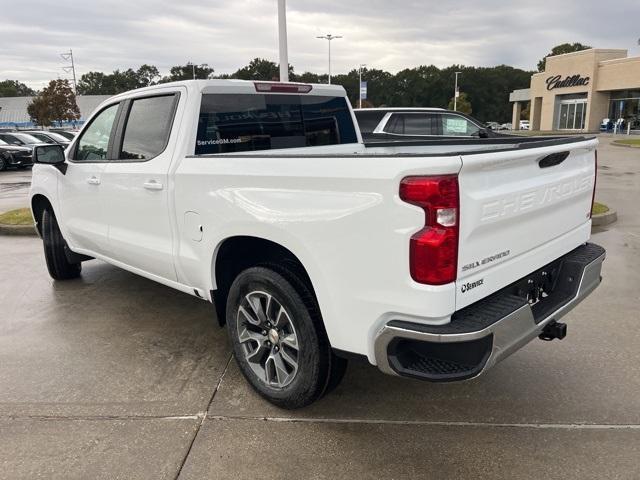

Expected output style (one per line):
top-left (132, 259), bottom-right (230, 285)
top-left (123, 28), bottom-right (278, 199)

top-left (546, 74), bottom-right (590, 91)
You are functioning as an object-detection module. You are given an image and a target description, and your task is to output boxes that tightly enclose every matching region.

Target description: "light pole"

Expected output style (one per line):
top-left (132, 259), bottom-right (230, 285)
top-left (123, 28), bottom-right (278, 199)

top-left (316, 34), bottom-right (342, 84)
top-left (277, 0), bottom-right (290, 82)
top-left (187, 62), bottom-right (209, 80)
top-left (453, 71), bottom-right (461, 111)
top-left (358, 64), bottom-right (366, 108)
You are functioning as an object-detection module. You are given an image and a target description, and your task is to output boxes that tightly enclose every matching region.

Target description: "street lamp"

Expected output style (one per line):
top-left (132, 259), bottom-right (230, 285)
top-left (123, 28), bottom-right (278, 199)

top-left (453, 71), bottom-right (461, 111)
top-left (358, 64), bottom-right (367, 108)
top-left (187, 62), bottom-right (209, 80)
top-left (316, 34), bottom-right (342, 84)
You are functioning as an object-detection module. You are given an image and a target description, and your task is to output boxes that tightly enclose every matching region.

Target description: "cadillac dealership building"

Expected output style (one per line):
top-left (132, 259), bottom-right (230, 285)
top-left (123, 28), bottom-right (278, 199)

top-left (510, 48), bottom-right (640, 131)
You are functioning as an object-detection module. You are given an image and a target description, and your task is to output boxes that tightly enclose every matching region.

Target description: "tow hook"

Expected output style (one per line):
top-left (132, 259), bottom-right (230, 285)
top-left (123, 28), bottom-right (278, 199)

top-left (539, 320), bottom-right (567, 341)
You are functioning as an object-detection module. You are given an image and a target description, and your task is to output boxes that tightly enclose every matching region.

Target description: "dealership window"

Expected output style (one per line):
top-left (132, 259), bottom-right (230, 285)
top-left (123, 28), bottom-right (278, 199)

top-left (195, 94), bottom-right (358, 154)
top-left (608, 91), bottom-right (640, 130)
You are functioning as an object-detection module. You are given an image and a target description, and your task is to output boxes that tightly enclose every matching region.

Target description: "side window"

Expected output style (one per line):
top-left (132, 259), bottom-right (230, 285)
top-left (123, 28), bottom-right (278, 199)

top-left (119, 95), bottom-right (176, 160)
top-left (441, 114), bottom-right (480, 136)
top-left (384, 114), bottom-right (405, 134)
top-left (75, 103), bottom-right (119, 161)
top-left (403, 114), bottom-right (433, 135)
top-left (384, 114), bottom-right (442, 136)
top-left (354, 111), bottom-right (386, 133)
top-left (195, 94), bottom-right (358, 154)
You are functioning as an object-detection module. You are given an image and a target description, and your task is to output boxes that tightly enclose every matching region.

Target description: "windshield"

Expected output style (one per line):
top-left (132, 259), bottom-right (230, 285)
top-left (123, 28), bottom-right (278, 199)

top-left (46, 132), bottom-right (70, 142)
top-left (13, 133), bottom-right (43, 144)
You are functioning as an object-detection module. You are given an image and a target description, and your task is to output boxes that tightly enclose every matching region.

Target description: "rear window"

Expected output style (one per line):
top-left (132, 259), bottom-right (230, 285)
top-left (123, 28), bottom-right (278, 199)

top-left (195, 94), bottom-right (358, 155)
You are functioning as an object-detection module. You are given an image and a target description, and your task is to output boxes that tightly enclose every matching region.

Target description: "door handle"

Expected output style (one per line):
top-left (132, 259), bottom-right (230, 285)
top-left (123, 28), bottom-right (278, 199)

top-left (87, 176), bottom-right (101, 185)
top-left (143, 180), bottom-right (163, 191)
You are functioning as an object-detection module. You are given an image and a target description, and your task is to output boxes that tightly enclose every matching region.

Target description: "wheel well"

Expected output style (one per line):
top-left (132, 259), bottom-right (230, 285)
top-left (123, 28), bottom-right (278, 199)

top-left (31, 194), bottom-right (52, 237)
top-left (212, 236), bottom-right (316, 326)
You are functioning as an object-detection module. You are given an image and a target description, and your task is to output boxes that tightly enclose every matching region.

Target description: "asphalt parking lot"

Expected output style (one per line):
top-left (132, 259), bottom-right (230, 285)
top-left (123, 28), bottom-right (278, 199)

top-left (0, 169), bottom-right (32, 212)
top-left (1, 136), bottom-right (639, 479)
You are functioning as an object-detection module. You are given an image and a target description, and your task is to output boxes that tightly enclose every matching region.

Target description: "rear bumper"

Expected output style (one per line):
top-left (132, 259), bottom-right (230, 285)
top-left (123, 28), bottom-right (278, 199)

top-left (374, 243), bottom-right (605, 382)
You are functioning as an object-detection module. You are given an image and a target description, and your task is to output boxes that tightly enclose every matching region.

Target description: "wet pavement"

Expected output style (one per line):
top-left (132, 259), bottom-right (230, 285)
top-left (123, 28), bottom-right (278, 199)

top-left (0, 169), bottom-right (31, 212)
top-left (1, 136), bottom-right (639, 479)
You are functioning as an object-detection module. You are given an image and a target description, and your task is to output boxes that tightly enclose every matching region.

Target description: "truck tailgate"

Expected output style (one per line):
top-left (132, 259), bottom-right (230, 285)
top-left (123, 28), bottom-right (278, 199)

top-left (456, 138), bottom-right (598, 308)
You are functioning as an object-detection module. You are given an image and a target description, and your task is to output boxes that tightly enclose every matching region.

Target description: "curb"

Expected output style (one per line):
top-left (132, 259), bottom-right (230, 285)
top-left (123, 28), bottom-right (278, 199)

top-left (611, 142), bottom-right (640, 149)
top-left (0, 223), bottom-right (38, 236)
top-left (592, 209), bottom-right (617, 227)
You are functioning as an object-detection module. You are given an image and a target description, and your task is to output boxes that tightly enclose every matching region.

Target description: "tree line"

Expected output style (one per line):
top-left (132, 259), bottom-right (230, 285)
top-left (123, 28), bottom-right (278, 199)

top-left (80, 59), bottom-right (534, 122)
top-left (2, 43), bottom-right (591, 126)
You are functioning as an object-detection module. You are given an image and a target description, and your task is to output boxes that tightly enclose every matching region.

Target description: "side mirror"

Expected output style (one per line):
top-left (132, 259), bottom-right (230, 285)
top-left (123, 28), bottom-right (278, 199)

top-left (478, 128), bottom-right (490, 139)
top-left (34, 144), bottom-right (67, 173)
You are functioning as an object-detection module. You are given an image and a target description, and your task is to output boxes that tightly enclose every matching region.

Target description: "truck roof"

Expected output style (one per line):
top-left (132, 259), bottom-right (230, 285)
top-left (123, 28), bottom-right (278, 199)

top-left (106, 79), bottom-right (348, 103)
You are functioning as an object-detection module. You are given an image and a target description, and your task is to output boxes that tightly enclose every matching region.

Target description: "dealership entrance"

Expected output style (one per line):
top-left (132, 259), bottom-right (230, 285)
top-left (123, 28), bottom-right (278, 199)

top-left (557, 96), bottom-right (587, 130)
top-left (510, 48), bottom-right (640, 132)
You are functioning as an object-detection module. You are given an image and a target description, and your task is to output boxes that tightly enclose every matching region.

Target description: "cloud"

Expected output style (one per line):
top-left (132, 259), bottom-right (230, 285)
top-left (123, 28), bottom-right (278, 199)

top-left (1, 0), bottom-right (638, 89)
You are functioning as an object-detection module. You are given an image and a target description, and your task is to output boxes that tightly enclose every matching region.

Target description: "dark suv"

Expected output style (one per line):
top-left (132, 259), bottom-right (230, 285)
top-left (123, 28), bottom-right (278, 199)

top-left (354, 108), bottom-right (508, 142)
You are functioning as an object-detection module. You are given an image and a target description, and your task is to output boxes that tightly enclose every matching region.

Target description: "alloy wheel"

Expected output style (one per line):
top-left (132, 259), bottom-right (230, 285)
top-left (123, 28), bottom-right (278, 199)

top-left (236, 290), bottom-right (300, 388)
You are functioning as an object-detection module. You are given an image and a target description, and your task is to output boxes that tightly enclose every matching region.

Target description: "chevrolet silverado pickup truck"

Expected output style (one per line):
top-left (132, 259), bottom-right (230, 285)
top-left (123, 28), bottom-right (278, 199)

top-left (29, 80), bottom-right (605, 408)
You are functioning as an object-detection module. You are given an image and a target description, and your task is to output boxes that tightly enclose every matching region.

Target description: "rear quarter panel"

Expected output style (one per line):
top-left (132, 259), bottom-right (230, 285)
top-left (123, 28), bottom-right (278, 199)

top-left (172, 152), bottom-right (462, 359)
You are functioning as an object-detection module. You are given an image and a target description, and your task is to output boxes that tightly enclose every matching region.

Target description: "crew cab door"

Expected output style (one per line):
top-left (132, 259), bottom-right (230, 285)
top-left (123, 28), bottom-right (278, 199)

top-left (100, 91), bottom-right (183, 281)
top-left (58, 102), bottom-right (122, 253)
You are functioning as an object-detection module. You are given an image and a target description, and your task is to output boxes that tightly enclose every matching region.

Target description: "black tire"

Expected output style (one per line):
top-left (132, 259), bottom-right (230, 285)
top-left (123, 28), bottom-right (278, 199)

top-left (0, 153), bottom-right (8, 171)
top-left (226, 266), bottom-right (347, 409)
top-left (42, 209), bottom-right (81, 280)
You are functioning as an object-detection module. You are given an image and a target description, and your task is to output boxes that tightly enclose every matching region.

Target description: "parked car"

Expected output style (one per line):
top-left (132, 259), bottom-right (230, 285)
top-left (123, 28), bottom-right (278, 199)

top-left (0, 132), bottom-right (51, 148)
top-left (600, 118), bottom-right (612, 132)
top-left (519, 120), bottom-right (530, 130)
top-left (354, 107), bottom-right (506, 141)
top-left (29, 80), bottom-right (604, 408)
top-left (0, 139), bottom-right (33, 171)
top-left (50, 129), bottom-right (79, 140)
top-left (21, 130), bottom-right (71, 146)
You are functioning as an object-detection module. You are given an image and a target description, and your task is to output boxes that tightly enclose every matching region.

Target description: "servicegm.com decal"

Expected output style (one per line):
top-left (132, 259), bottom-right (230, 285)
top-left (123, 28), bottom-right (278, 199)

top-left (461, 278), bottom-right (484, 293)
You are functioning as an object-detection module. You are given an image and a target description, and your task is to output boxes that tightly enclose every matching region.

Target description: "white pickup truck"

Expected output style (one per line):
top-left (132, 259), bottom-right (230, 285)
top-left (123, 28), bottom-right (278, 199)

top-left (30, 80), bottom-right (605, 408)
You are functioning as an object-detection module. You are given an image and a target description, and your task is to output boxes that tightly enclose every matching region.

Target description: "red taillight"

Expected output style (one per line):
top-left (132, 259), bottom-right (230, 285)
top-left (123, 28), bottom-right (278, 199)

top-left (254, 82), bottom-right (313, 93)
top-left (400, 175), bottom-right (459, 285)
top-left (590, 150), bottom-right (598, 219)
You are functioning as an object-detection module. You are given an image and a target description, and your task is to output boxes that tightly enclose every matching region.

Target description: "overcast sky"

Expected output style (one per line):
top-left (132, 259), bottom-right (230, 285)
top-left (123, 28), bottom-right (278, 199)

top-left (2, 0), bottom-right (639, 89)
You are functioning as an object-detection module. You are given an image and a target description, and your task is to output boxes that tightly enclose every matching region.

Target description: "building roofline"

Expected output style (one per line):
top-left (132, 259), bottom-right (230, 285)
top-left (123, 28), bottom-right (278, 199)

top-left (545, 48), bottom-right (628, 61)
